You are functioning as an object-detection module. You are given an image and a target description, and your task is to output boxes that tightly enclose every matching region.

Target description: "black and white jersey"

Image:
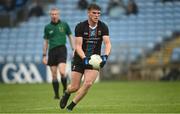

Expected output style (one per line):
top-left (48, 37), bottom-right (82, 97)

top-left (74, 20), bottom-right (109, 59)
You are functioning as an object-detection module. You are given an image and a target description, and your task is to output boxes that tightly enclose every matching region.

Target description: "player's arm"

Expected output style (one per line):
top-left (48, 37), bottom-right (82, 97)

top-left (100, 35), bottom-right (111, 68)
top-left (65, 22), bottom-right (75, 51)
top-left (42, 39), bottom-right (48, 64)
top-left (74, 22), bottom-right (86, 59)
top-left (68, 34), bottom-right (75, 51)
top-left (103, 35), bottom-right (111, 56)
top-left (75, 36), bottom-right (86, 59)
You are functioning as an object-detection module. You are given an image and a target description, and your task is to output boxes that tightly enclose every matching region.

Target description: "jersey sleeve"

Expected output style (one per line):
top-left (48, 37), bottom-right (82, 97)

top-left (43, 26), bottom-right (48, 39)
top-left (102, 22), bottom-right (109, 36)
top-left (75, 22), bottom-right (83, 37)
top-left (64, 22), bottom-right (72, 35)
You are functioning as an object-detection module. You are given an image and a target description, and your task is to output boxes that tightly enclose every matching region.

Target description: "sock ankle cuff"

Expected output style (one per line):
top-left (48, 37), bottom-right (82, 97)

top-left (61, 77), bottom-right (67, 80)
top-left (52, 79), bottom-right (58, 83)
top-left (65, 91), bottom-right (70, 96)
top-left (72, 101), bottom-right (76, 105)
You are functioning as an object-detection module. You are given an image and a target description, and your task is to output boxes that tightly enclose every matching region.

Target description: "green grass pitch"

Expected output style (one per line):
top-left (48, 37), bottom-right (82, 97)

top-left (0, 81), bottom-right (180, 113)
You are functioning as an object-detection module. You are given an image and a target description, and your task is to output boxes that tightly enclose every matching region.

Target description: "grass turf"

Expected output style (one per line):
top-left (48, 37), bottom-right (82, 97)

top-left (0, 81), bottom-right (180, 113)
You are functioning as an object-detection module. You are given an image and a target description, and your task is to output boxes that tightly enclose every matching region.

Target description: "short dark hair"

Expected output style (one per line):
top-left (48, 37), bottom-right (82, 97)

top-left (87, 3), bottom-right (101, 11)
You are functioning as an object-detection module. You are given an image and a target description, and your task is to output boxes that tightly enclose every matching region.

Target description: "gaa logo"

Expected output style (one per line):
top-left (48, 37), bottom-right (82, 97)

top-left (1, 63), bottom-right (43, 84)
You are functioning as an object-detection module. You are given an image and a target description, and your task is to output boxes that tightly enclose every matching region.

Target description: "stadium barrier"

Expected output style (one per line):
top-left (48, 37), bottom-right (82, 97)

top-left (0, 61), bottom-right (99, 83)
top-left (0, 62), bottom-right (47, 83)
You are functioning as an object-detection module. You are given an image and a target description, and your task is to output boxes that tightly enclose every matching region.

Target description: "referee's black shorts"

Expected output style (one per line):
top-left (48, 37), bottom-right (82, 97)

top-left (47, 45), bottom-right (67, 66)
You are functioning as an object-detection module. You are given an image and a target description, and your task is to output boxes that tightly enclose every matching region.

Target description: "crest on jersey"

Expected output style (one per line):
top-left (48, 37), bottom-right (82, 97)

top-left (59, 27), bottom-right (64, 32)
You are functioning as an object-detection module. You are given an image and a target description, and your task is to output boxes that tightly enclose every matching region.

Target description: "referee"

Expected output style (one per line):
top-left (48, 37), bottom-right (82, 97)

top-left (42, 8), bottom-right (74, 99)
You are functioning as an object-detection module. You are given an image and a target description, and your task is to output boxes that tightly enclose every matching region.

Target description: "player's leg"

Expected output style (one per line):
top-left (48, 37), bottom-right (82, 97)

top-left (57, 46), bottom-right (68, 93)
top-left (59, 71), bottom-right (82, 109)
top-left (50, 66), bottom-right (59, 99)
top-left (67, 71), bottom-right (82, 93)
top-left (59, 63), bottom-right (67, 93)
top-left (66, 69), bottom-right (99, 111)
top-left (48, 46), bottom-right (61, 99)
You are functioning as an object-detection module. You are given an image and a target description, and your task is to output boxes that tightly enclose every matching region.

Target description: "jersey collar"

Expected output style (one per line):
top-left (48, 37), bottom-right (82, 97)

top-left (87, 20), bottom-right (99, 29)
top-left (51, 20), bottom-right (61, 25)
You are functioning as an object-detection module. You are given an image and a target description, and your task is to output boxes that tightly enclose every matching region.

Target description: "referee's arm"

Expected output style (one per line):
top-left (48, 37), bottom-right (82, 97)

top-left (68, 34), bottom-right (75, 51)
top-left (42, 39), bottom-right (48, 64)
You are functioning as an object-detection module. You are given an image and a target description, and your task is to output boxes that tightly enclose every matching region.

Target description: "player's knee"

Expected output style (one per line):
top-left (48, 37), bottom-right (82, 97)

top-left (83, 81), bottom-right (93, 88)
top-left (69, 85), bottom-right (79, 92)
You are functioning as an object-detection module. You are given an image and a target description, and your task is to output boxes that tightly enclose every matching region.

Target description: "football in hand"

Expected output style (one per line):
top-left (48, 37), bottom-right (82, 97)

top-left (89, 54), bottom-right (102, 69)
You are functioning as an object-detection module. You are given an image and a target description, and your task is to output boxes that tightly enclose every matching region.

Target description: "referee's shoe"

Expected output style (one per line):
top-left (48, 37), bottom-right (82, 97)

top-left (59, 92), bottom-right (70, 109)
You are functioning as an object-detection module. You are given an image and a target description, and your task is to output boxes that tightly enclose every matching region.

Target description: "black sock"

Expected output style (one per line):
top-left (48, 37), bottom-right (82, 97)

top-left (61, 77), bottom-right (67, 91)
top-left (67, 101), bottom-right (76, 111)
top-left (52, 79), bottom-right (59, 97)
top-left (64, 91), bottom-right (70, 98)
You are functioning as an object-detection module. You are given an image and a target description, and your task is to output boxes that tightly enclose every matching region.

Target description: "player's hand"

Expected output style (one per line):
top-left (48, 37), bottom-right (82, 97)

top-left (42, 56), bottom-right (47, 65)
top-left (83, 57), bottom-right (93, 69)
top-left (83, 57), bottom-right (89, 66)
top-left (100, 55), bottom-right (108, 68)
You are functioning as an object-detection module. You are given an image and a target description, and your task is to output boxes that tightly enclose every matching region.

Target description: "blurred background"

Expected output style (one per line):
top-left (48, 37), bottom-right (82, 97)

top-left (0, 0), bottom-right (180, 83)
